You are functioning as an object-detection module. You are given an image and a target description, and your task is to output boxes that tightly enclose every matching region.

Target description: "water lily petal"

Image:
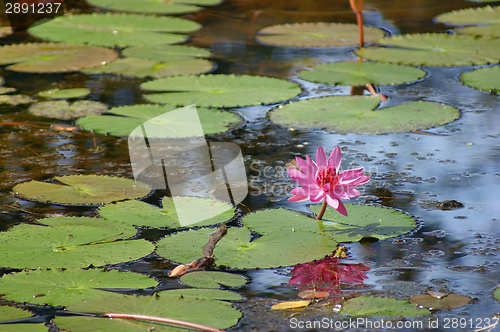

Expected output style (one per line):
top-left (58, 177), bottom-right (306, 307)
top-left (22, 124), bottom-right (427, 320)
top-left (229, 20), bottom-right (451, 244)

top-left (328, 146), bottom-right (342, 172)
top-left (325, 195), bottom-right (348, 216)
top-left (305, 155), bottom-right (318, 175)
top-left (287, 169), bottom-right (316, 187)
top-left (288, 195), bottom-right (309, 202)
top-left (315, 146), bottom-right (327, 168)
top-left (295, 157), bottom-right (308, 172)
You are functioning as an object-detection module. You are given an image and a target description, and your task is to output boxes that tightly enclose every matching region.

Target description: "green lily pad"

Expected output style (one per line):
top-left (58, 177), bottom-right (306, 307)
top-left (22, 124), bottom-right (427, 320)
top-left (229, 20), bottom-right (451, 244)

top-left (0, 306), bottom-right (33, 321)
top-left (39, 216), bottom-right (138, 241)
top-left (0, 94), bottom-right (33, 105)
top-left (0, 43), bottom-right (118, 73)
top-left (494, 286), bottom-right (500, 302)
top-left (122, 45), bottom-right (211, 62)
top-left (298, 61), bottom-right (426, 86)
top-left (55, 293), bottom-right (240, 332)
top-left (12, 175), bottom-right (151, 205)
top-left (342, 296), bottom-right (431, 316)
top-left (458, 24), bottom-right (500, 38)
top-left (28, 100), bottom-right (108, 120)
top-left (180, 271), bottom-right (247, 289)
top-left (357, 33), bottom-right (500, 66)
top-left (162, 288), bottom-right (242, 301)
top-left (270, 97), bottom-right (460, 134)
top-left (310, 204), bottom-right (417, 243)
top-left (157, 209), bottom-right (339, 269)
top-left (99, 196), bottom-right (235, 228)
top-left (0, 269), bottom-right (157, 306)
top-left (76, 104), bottom-right (243, 137)
top-left (83, 57), bottom-right (214, 78)
top-left (409, 293), bottom-right (472, 310)
top-left (38, 88), bottom-right (91, 99)
top-left (28, 13), bottom-right (200, 47)
top-left (87, 0), bottom-right (222, 15)
top-left (436, 6), bottom-right (500, 25)
top-left (461, 66), bottom-right (500, 93)
top-left (436, 6), bottom-right (500, 37)
top-left (0, 324), bottom-right (48, 332)
top-left (256, 22), bottom-right (385, 47)
top-left (0, 218), bottom-right (153, 269)
top-left (142, 74), bottom-right (302, 107)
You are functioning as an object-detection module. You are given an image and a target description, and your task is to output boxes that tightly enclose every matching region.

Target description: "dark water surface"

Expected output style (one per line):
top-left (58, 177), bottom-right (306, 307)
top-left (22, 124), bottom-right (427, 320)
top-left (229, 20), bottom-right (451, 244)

top-left (1, 0), bottom-right (500, 331)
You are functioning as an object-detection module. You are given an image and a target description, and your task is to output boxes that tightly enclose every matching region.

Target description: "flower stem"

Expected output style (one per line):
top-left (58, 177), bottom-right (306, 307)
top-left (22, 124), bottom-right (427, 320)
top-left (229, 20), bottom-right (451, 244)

top-left (104, 313), bottom-right (224, 332)
top-left (316, 200), bottom-right (328, 220)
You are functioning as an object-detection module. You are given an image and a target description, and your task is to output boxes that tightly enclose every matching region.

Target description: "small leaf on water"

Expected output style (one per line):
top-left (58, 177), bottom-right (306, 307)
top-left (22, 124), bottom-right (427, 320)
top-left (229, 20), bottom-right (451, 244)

top-left (298, 290), bottom-right (329, 299)
top-left (299, 61), bottom-right (426, 86)
top-left (179, 271), bottom-right (247, 289)
top-left (270, 97), bottom-right (460, 135)
top-left (409, 293), bottom-right (472, 310)
top-left (77, 104), bottom-right (243, 137)
top-left (87, 0), bottom-right (222, 15)
top-left (55, 293), bottom-right (240, 331)
top-left (13, 174), bottom-right (151, 205)
top-left (38, 88), bottom-right (91, 99)
top-left (0, 269), bottom-right (157, 306)
top-left (256, 22), bottom-right (384, 47)
top-left (99, 196), bottom-right (235, 228)
top-left (29, 100), bottom-right (108, 120)
top-left (141, 74), bottom-right (302, 108)
top-left (271, 300), bottom-right (310, 310)
top-left (342, 295), bottom-right (431, 316)
top-left (28, 13), bottom-right (200, 47)
top-left (0, 43), bottom-right (118, 73)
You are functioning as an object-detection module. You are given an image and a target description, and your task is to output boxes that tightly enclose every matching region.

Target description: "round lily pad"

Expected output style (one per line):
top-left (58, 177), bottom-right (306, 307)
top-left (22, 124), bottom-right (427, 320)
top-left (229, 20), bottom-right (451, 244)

top-left (0, 306), bottom-right (33, 321)
top-left (342, 296), bottom-right (431, 316)
top-left (122, 45), bottom-right (212, 62)
top-left (0, 217), bottom-right (153, 269)
top-left (38, 88), bottom-right (91, 99)
top-left (357, 33), bottom-right (500, 66)
top-left (0, 43), bottom-right (118, 73)
top-left (28, 100), bottom-right (108, 120)
top-left (99, 196), bottom-right (235, 228)
top-left (28, 13), bottom-right (200, 47)
top-left (458, 24), bottom-right (500, 38)
top-left (0, 94), bottom-right (33, 105)
top-left (298, 61), bottom-right (426, 86)
top-left (55, 293), bottom-right (240, 332)
top-left (161, 288), bottom-right (242, 301)
top-left (269, 97), bottom-right (460, 134)
top-left (142, 74), bottom-right (302, 107)
top-left (0, 269), bottom-right (157, 306)
top-left (0, 323), bottom-right (48, 332)
top-left (409, 294), bottom-right (472, 310)
top-left (83, 57), bottom-right (214, 78)
top-left (256, 22), bottom-right (385, 47)
top-left (436, 6), bottom-right (500, 25)
top-left (310, 204), bottom-right (418, 242)
top-left (157, 208), bottom-right (339, 269)
top-left (12, 175), bottom-right (151, 205)
top-left (76, 104), bottom-right (243, 137)
top-left (87, 0), bottom-right (222, 14)
top-left (179, 271), bottom-right (247, 289)
top-left (461, 66), bottom-right (500, 93)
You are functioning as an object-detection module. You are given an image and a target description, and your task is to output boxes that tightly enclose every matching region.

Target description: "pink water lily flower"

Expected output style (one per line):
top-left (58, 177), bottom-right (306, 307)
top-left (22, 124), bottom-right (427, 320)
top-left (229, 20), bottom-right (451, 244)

top-left (287, 146), bottom-right (370, 218)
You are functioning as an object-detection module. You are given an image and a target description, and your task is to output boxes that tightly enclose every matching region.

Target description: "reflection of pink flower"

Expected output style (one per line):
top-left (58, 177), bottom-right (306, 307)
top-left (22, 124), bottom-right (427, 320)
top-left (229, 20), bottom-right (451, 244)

top-left (287, 146), bottom-right (370, 216)
top-left (289, 257), bottom-right (369, 289)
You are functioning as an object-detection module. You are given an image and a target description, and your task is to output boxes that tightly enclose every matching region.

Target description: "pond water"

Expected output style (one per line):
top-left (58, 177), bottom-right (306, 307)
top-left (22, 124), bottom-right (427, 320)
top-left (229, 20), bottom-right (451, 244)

top-left (1, 0), bottom-right (500, 331)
